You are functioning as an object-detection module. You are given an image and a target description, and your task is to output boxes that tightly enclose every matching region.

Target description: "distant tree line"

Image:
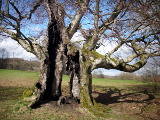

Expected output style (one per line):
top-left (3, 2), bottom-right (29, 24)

top-left (92, 70), bottom-right (137, 80)
top-left (0, 48), bottom-right (40, 71)
top-left (138, 59), bottom-right (160, 82)
top-left (0, 58), bottom-right (40, 72)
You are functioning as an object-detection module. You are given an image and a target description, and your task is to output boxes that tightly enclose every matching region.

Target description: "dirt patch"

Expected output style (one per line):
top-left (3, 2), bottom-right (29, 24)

top-left (92, 87), bottom-right (160, 120)
top-left (39, 101), bottom-right (83, 119)
top-left (23, 86), bottom-right (160, 120)
top-left (0, 78), bottom-right (36, 87)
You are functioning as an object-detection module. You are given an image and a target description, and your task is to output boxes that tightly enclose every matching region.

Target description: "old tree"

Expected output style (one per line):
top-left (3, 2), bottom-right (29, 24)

top-left (1, 0), bottom-right (160, 110)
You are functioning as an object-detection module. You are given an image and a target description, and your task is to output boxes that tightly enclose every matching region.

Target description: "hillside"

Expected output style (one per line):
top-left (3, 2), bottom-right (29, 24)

top-left (0, 58), bottom-right (40, 71)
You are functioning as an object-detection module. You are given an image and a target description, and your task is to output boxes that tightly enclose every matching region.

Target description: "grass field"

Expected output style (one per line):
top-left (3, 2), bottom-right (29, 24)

top-left (0, 69), bottom-right (146, 87)
top-left (0, 69), bottom-right (160, 120)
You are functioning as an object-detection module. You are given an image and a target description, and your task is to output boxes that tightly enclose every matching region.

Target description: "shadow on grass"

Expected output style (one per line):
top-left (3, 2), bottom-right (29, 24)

top-left (93, 85), bottom-right (156, 105)
top-left (0, 86), bottom-right (26, 101)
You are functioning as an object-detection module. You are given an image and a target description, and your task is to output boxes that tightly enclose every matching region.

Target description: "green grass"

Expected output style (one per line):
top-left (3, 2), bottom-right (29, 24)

top-left (0, 69), bottom-right (159, 120)
top-left (0, 69), bottom-right (146, 87)
top-left (62, 74), bottom-right (146, 88)
top-left (0, 69), bottom-right (39, 87)
top-left (0, 69), bottom-right (38, 80)
top-left (92, 77), bottom-right (146, 88)
top-left (63, 73), bottom-right (146, 88)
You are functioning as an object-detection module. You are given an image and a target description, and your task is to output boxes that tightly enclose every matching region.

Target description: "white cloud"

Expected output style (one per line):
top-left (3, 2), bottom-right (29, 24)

top-left (71, 31), bottom-right (85, 48)
top-left (92, 68), bottom-right (121, 76)
top-left (28, 26), bottom-right (42, 32)
top-left (0, 37), bottom-right (37, 60)
top-left (96, 40), bottom-right (118, 55)
top-left (96, 39), bottom-right (134, 59)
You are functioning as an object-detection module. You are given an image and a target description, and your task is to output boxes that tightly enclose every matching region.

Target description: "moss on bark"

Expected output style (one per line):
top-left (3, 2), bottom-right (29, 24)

top-left (80, 51), bottom-right (110, 117)
top-left (82, 49), bottom-right (104, 59)
top-left (21, 87), bottom-right (35, 99)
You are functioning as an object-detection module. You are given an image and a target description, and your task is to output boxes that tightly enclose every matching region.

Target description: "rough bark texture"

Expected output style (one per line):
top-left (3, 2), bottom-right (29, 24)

top-left (66, 46), bottom-right (80, 102)
top-left (30, 0), bottom-right (64, 108)
top-left (30, 24), bottom-right (64, 108)
top-left (79, 51), bottom-right (94, 107)
top-left (30, 58), bottom-right (49, 108)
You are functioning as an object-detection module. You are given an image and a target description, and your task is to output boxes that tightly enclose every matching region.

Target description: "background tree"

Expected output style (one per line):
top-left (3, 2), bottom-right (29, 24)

top-left (92, 69), bottom-right (105, 78)
top-left (118, 72), bottom-right (136, 80)
top-left (0, 0), bottom-right (160, 111)
top-left (0, 48), bottom-right (9, 59)
top-left (0, 48), bottom-right (9, 68)
top-left (139, 58), bottom-right (160, 82)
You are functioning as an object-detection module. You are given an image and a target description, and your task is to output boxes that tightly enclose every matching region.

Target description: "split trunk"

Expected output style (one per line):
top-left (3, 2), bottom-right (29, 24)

top-left (30, 0), bottom-right (94, 108)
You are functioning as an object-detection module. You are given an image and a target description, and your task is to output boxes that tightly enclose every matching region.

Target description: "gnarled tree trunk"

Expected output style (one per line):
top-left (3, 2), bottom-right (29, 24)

top-left (30, 0), bottom-right (91, 108)
top-left (79, 51), bottom-right (94, 107)
top-left (66, 49), bottom-right (80, 102)
top-left (30, 0), bottom-right (64, 108)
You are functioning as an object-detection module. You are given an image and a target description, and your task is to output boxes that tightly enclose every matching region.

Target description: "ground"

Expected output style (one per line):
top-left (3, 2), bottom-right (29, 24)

top-left (92, 85), bottom-right (160, 120)
top-left (0, 69), bottom-right (160, 120)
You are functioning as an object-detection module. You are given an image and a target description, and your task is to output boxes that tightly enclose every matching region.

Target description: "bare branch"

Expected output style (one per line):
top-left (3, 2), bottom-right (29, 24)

top-left (67, 0), bottom-right (90, 39)
top-left (130, 31), bottom-right (160, 43)
top-left (107, 42), bottom-right (124, 56)
top-left (99, 0), bottom-right (126, 35)
top-left (0, 26), bottom-right (44, 59)
top-left (118, 54), bottom-right (149, 72)
top-left (92, 52), bottom-right (149, 72)
top-left (0, 0), bottom-right (1, 7)
top-left (83, 0), bottom-right (127, 51)
top-left (94, 0), bottom-right (100, 33)
top-left (124, 24), bottom-right (142, 40)
top-left (150, 53), bottom-right (160, 57)
top-left (123, 53), bottom-right (138, 63)
top-left (28, 0), bottom-right (44, 19)
top-left (79, 25), bottom-right (88, 40)
top-left (8, 0), bottom-right (22, 19)
top-left (1, 11), bottom-right (19, 22)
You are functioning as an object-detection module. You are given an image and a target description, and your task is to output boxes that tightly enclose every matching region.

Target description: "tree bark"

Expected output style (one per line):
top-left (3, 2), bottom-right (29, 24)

top-left (66, 48), bottom-right (80, 102)
top-left (30, 58), bottom-right (49, 108)
top-left (30, 30), bottom-right (64, 109)
top-left (79, 51), bottom-right (94, 107)
top-left (66, 48), bottom-right (94, 106)
top-left (30, 1), bottom-right (64, 108)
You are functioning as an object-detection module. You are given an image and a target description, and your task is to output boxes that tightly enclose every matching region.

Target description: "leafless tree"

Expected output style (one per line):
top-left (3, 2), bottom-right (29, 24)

top-left (0, 0), bottom-right (160, 110)
top-left (139, 57), bottom-right (160, 82)
top-left (0, 48), bottom-right (9, 68)
top-left (0, 48), bottom-right (9, 59)
top-left (118, 72), bottom-right (137, 80)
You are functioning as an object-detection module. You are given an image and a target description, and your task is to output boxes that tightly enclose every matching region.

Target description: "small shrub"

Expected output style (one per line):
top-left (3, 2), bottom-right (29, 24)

top-left (146, 82), bottom-right (160, 95)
